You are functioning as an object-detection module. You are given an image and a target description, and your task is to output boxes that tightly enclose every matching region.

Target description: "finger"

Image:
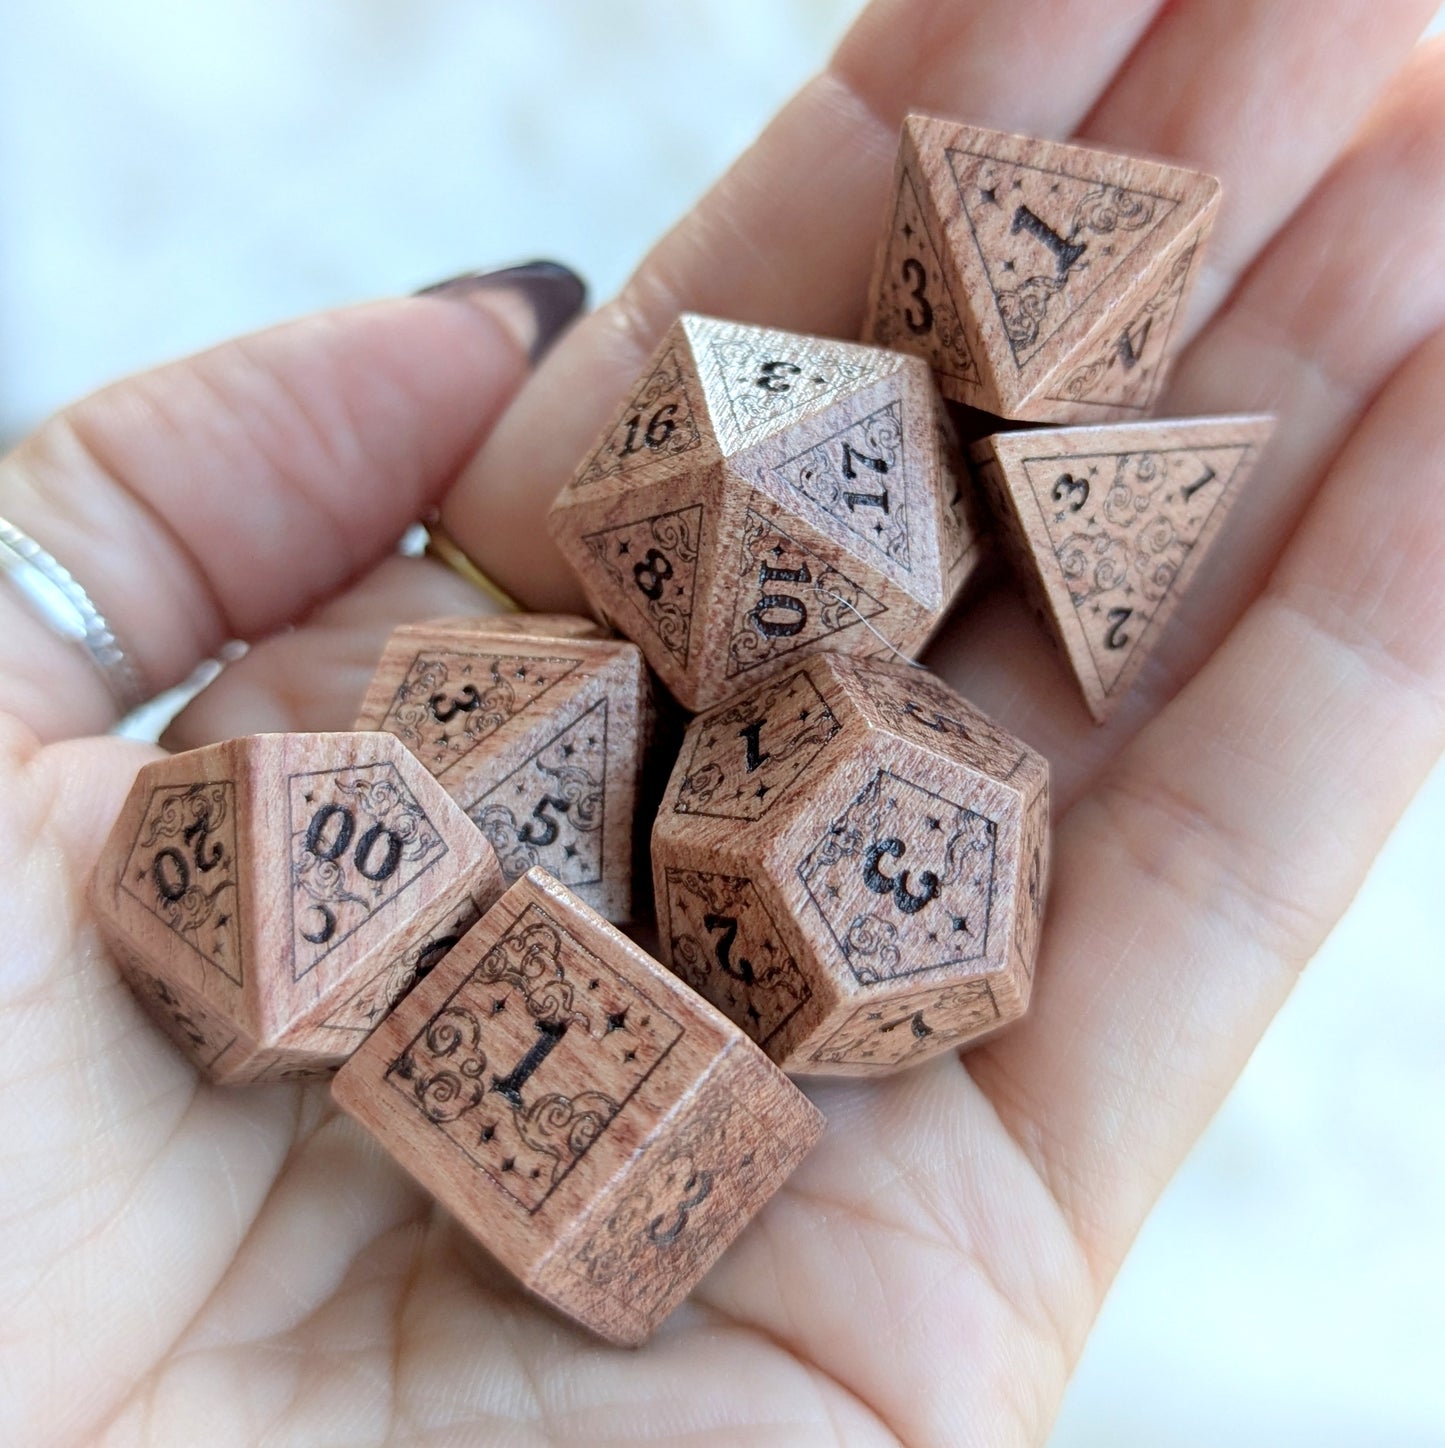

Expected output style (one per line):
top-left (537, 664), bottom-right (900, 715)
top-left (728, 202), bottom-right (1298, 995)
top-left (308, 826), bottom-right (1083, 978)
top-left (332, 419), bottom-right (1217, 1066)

top-left (161, 555), bottom-right (501, 750)
top-left (1077, 0), bottom-right (1440, 327)
top-left (972, 317), bottom-right (1445, 1275)
top-left (439, 0), bottom-right (1175, 610)
top-left (928, 39), bottom-right (1445, 807)
top-left (0, 273), bottom-right (577, 742)
top-left (439, 0), bottom-right (1429, 616)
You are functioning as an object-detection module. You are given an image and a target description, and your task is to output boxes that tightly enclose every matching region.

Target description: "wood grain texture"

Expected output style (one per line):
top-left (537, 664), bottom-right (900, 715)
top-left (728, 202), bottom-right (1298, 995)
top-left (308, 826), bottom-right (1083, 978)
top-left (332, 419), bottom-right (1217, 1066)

top-left (972, 414), bottom-right (1276, 721)
top-left (651, 654), bottom-right (1049, 1075)
top-left (332, 868), bottom-right (824, 1346)
top-left (863, 115), bottom-right (1221, 423)
top-left (548, 313), bottom-right (980, 712)
top-left (90, 731), bottom-right (505, 1084)
top-left (355, 615), bottom-right (651, 922)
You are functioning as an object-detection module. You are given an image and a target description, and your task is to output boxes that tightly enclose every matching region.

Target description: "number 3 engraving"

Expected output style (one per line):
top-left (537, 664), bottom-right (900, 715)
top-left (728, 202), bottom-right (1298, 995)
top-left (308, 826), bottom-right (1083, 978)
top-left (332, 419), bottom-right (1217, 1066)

top-left (900, 256), bottom-right (934, 335)
top-left (862, 837), bottom-right (940, 915)
top-left (647, 1170), bottom-right (714, 1246)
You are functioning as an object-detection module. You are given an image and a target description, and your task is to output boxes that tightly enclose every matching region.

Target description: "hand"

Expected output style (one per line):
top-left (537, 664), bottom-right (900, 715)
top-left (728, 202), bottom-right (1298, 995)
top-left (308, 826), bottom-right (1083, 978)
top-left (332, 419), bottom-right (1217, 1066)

top-left (4, 1), bottom-right (1442, 1443)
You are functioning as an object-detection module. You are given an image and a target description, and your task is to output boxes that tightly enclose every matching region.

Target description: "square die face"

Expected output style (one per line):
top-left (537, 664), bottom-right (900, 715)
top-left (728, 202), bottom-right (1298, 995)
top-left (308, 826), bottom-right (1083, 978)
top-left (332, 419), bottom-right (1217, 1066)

top-left (384, 899), bottom-right (685, 1215)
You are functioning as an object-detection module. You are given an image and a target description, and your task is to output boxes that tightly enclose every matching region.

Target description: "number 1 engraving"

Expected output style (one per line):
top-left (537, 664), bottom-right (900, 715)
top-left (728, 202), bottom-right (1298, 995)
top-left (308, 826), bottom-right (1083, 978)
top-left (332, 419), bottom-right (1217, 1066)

top-left (490, 1017), bottom-right (568, 1107)
top-left (1011, 205), bottom-right (1087, 278)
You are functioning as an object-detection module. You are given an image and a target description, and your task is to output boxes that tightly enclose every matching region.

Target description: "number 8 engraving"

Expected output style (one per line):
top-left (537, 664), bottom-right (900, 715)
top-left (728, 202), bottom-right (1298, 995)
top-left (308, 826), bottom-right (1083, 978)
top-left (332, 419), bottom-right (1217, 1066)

top-left (633, 548), bottom-right (673, 601)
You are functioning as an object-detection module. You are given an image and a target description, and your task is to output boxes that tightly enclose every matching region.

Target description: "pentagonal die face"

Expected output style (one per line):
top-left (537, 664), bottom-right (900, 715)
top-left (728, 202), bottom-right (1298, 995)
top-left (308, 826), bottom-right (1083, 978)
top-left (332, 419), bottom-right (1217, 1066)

top-left (91, 731), bottom-right (504, 1084)
top-left (652, 656), bottom-right (1049, 1075)
top-left (548, 314), bottom-right (979, 711)
top-left (355, 616), bottom-right (651, 922)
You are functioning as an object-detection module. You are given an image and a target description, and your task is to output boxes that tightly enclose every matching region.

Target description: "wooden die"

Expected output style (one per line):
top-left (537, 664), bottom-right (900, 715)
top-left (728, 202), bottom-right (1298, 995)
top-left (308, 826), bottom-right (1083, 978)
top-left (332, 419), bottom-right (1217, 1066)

top-left (863, 115), bottom-right (1221, 422)
top-left (91, 731), bottom-right (505, 1084)
top-left (547, 314), bottom-right (980, 711)
top-left (355, 615), bottom-right (651, 921)
top-left (332, 869), bottom-right (824, 1345)
top-left (652, 656), bottom-right (1049, 1074)
top-left (971, 414), bottom-right (1275, 720)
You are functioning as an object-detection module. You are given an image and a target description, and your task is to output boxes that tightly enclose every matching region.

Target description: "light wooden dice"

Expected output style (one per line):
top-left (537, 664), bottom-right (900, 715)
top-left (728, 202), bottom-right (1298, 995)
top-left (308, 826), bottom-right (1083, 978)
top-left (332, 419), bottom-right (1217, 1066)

top-left (651, 655), bottom-right (1049, 1075)
top-left (971, 414), bottom-right (1275, 721)
top-left (863, 115), bottom-right (1221, 423)
top-left (91, 732), bottom-right (505, 1084)
top-left (332, 868), bottom-right (824, 1345)
top-left (355, 615), bottom-right (650, 922)
top-left (547, 313), bottom-right (980, 712)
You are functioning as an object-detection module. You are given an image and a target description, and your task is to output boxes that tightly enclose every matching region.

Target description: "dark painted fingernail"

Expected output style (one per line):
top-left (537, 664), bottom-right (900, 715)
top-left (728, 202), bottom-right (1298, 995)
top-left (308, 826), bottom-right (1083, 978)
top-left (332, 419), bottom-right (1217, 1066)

top-left (415, 260), bottom-right (587, 362)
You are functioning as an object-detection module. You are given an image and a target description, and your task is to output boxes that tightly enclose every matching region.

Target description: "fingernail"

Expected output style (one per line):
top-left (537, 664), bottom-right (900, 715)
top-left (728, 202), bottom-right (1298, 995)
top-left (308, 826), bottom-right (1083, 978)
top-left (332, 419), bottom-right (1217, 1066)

top-left (415, 260), bottom-right (587, 362)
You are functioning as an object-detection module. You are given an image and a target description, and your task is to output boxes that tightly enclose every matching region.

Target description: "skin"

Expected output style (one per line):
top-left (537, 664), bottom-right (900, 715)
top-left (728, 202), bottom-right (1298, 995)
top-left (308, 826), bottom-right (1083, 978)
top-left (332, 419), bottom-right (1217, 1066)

top-left (2, 0), bottom-right (1443, 1442)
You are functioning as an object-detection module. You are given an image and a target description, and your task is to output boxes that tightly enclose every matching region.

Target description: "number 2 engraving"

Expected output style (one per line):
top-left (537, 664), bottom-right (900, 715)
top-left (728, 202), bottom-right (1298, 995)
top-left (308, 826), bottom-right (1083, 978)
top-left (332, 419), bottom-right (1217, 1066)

top-left (1104, 607), bottom-right (1133, 650)
top-left (703, 912), bottom-right (756, 984)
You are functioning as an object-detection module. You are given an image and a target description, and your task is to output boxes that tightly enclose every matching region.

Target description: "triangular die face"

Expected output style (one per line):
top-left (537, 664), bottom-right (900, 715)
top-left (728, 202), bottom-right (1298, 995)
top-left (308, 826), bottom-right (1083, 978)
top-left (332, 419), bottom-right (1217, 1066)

top-left (1019, 442), bottom-right (1254, 695)
top-left (574, 345), bottom-right (706, 487)
top-left (582, 503), bottom-right (704, 668)
top-left (726, 508), bottom-right (887, 678)
top-left (374, 649), bottom-right (583, 780)
top-left (1043, 239), bottom-right (1198, 413)
top-left (945, 144), bottom-right (1178, 370)
top-left (121, 780), bottom-right (244, 986)
top-left (687, 316), bottom-right (899, 457)
top-left (868, 166), bottom-right (979, 386)
top-left (466, 697), bottom-right (608, 892)
top-left (760, 392), bottom-right (914, 574)
top-left (288, 760), bottom-right (451, 981)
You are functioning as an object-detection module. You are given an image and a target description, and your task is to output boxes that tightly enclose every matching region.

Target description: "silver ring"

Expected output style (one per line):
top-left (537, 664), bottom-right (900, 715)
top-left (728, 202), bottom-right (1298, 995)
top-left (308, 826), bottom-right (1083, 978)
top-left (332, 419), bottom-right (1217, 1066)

top-left (0, 516), bottom-right (146, 713)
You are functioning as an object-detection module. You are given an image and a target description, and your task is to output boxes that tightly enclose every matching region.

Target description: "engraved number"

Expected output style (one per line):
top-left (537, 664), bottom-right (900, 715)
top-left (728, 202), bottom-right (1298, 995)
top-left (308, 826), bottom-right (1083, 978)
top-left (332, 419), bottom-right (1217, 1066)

top-left (900, 256), bottom-right (934, 335)
top-left (862, 837), bottom-right (940, 915)
top-left (619, 403), bottom-right (679, 456)
top-left (1011, 205), bottom-right (1087, 278)
top-left (183, 812), bottom-right (224, 873)
top-left (152, 806), bottom-right (225, 903)
top-left (1051, 473), bottom-right (1090, 512)
top-left (879, 1008), bottom-right (934, 1040)
top-left (1104, 607), bottom-right (1133, 650)
top-left (430, 684), bottom-right (481, 723)
top-left (648, 1170), bottom-right (714, 1246)
top-left (738, 717), bottom-right (771, 773)
top-left (756, 359), bottom-right (802, 393)
top-left (703, 912), bottom-right (756, 984)
top-left (632, 548), bottom-right (674, 601)
top-left (151, 848), bottom-right (190, 903)
top-left (841, 442), bottom-right (891, 514)
top-left (304, 805), bottom-right (405, 879)
top-left (1118, 316), bottom-right (1152, 370)
top-left (517, 794), bottom-right (570, 848)
top-left (490, 1017), bottom-right (568, 1107)
top-left (353, 823), bottom-right (404, 882)
top-left (1181, 465), bottom-right (1217, 502)
top-left (749, 560), bottom-right (811, 639)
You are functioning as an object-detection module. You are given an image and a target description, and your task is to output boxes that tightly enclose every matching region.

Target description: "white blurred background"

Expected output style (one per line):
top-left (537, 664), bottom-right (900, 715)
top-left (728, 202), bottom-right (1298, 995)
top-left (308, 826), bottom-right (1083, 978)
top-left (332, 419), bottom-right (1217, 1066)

top-left (1, 3), bottom-right (1441, 1443)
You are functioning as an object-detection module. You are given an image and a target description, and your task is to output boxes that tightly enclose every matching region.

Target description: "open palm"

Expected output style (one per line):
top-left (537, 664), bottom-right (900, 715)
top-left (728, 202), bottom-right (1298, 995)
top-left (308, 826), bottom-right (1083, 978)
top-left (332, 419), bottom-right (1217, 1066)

top-left (4, 2), bottom-right (1444, 1443)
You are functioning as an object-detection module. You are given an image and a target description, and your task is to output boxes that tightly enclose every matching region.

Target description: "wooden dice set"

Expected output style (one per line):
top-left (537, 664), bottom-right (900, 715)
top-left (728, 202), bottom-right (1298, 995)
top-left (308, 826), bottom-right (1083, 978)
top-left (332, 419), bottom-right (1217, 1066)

top-left (91, 118), bottom-right (1274, 1343)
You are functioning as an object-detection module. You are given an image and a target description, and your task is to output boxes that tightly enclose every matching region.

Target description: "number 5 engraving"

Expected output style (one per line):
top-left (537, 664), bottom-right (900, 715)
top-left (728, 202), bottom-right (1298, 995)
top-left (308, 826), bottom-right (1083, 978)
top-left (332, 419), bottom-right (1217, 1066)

top-left (518, 795), bottom-right (571, 848)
